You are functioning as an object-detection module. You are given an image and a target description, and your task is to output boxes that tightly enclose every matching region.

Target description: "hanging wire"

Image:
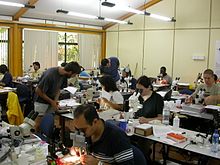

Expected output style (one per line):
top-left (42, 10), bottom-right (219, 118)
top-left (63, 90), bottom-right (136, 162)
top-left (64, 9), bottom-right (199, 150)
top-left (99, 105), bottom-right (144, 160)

top-left (99, 0), bottom-right (102, 17)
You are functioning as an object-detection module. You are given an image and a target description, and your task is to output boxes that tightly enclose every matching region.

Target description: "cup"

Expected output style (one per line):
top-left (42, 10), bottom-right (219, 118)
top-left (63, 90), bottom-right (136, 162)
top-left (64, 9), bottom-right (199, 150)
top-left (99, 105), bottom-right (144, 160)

top-left (175, 99), bottom-right (181, 108)
top-left (119, 119), bottom-right (127, 132)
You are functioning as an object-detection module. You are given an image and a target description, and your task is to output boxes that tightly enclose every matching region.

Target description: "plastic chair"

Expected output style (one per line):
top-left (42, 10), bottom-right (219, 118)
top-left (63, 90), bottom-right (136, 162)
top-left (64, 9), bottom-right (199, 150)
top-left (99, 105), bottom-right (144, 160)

top-left (132, 145), bottom-right (147, 165)
top-left (15, 83), bottom-right (33, 117)
top-left (163, 89), bottom-right (172, 101)
top-left (37, 112), bottom-right (55, 142)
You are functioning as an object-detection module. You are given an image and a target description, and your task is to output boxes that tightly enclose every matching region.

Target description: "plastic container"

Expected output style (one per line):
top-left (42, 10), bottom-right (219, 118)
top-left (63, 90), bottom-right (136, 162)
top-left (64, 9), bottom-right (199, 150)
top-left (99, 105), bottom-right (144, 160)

top-left (173, 115), bottom-right (180, 128)
top-left (162, 106), bottom-right (170, 125)
top-left (211, 129), bottom-right (219, 153)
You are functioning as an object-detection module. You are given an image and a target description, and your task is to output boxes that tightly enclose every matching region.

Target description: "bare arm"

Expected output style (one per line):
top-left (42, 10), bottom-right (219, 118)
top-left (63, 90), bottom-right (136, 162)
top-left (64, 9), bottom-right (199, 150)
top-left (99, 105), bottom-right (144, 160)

top-left (139, 114), bottom-right (162, 124)
top-left (35, 87), bottom-right (59, 110)
top-left (98, 98), bottom-right (123, 111)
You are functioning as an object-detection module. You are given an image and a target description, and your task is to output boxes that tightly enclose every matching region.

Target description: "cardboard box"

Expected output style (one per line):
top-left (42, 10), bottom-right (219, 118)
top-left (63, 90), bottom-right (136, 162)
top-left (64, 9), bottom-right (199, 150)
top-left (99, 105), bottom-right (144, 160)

top-left (134, 124), bottom-right (153, 136)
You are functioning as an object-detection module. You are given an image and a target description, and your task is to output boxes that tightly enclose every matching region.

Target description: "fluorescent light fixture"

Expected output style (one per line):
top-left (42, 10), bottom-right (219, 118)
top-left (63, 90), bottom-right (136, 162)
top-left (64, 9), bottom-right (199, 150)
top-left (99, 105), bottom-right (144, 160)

top-left (0, 0), bottom-right (24, 7)
top-left (56, 9), bottom-right (132, 25)
top-left (115, 6), bottom-right (144, 15)
top-left (0, 0), bottom-right (35, 8)
top-left (102, 1), bottom-right (175, 22)
top-left (104, 18), bottom-right (128, 24)
top-left (148, 13), bottom-right (173, 22)
top-left (68, 11), bottom-right (98, 19)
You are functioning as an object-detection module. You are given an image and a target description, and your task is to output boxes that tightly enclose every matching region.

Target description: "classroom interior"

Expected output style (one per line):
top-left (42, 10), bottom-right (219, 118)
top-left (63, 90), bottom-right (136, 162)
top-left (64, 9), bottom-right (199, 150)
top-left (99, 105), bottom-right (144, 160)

top-left (0, 0), bottom-right (220, 165)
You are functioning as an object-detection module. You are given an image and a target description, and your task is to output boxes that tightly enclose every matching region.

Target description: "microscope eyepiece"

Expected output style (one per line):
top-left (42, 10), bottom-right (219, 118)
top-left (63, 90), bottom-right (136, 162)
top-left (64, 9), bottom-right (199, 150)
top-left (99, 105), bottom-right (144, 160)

top-left (27, 110), bottom-right (35, 118)
top-left (31, 112), bottom-right (39, 120)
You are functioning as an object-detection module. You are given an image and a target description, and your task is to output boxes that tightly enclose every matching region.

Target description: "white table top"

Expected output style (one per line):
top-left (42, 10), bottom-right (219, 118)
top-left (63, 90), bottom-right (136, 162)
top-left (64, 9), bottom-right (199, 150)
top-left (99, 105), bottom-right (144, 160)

top-left (134, 125), bottom-right (220, 160)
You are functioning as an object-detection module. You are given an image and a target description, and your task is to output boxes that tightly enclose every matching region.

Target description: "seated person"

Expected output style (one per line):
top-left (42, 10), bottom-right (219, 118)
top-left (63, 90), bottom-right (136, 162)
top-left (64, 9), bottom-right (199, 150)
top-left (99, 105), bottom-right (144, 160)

top-left (185, 69), bottom-right (220, 105)
top-left (134, 75), bottom-right (164, 123)
top-left (97, 75), bottom-right (124, 111)
top-left (0, 64), bottom-right (13, 87)
top-left (73, 104), bottom-right (135, 165)
top-left (31, 62), bottom-right (42, 79)
top-left (157, 66), bottom-right (172, 85)
top-left (121, 67), bottom-right (136, 90)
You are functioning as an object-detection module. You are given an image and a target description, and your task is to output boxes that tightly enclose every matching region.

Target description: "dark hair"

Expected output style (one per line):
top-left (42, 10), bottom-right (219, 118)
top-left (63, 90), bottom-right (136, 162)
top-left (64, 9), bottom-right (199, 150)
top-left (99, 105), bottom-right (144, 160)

top-left (74, 104), bottom-right (99, 125)
top-left (214, 74), bottom-right (218, 81)
top-left (123, 68), bottom-right (131, 77)
top-left (33, 62), bottom-right (40, 68)
top-left (137, 75), bottom-right (153, 90)
top-left (203, 69), bottom-right (214, 76)
top-left (0, 64), bottom-right (8, 74)
top-left (61, 62), bottom-right (67, 67)
top-left (101, 58), bottom-right (109, 67)
top-left (99, 75), bottom-right (118, 92)
top-left (64, 61), bottom-right (81, 74)
top-left (160, 66), bottom-right (166, 71)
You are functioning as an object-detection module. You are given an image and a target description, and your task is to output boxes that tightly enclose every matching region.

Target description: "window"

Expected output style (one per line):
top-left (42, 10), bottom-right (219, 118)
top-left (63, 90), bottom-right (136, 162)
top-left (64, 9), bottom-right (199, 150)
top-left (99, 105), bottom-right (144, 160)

top-left (58, 32), bottom-right (79, 66)
top-left (0, 27), bottom-right (9, 65)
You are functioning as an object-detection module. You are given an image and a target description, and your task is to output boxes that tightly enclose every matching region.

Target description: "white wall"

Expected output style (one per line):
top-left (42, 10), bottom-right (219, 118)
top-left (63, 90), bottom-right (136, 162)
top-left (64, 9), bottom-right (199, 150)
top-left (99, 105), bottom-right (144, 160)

top-left (106, 0), bottom-right (220, 84)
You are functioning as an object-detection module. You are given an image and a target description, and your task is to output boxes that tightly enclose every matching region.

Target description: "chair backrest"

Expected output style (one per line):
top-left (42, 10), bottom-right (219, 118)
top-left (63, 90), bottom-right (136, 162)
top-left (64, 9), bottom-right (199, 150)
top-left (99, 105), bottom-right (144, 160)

top-left (132, 145), bottom-right (147, 165)
top-left (163, 89), bottom-right (172, 101)
top-left (15, 84), bottom-right (31, 102)
top-left (39, 112), bottom-right (54, 139)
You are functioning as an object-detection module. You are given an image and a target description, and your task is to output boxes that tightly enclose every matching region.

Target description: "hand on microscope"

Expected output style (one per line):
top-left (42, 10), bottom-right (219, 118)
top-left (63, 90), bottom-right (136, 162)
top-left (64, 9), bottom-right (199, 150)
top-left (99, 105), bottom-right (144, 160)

top-left (50, 100), bottom-right (60, 110)
top-left (80, 154), bottom-right (100, 165)
top-left (97, 97), bottom-right (109, 106)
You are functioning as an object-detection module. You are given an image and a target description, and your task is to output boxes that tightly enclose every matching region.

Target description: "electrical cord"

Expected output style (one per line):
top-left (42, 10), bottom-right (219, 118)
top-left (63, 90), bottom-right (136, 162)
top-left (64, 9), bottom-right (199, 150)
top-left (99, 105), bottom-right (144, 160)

top-left (0, 148), bottom-right (11, 163)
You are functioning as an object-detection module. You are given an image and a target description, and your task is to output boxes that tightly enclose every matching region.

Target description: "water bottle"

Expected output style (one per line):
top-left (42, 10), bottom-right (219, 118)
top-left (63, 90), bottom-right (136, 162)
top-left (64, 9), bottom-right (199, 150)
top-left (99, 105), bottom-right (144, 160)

top-left (162, 105), bottom-right (170, 125)
top-left (173, 115), bottom-right (180, 128)
top-left (211, 129), bottom-right (219, 153)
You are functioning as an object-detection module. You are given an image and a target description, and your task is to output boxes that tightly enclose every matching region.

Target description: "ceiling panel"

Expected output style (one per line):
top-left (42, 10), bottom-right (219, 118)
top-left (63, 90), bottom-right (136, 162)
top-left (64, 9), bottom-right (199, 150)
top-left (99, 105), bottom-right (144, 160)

top-left (0, 0), bottom-right (150, 27)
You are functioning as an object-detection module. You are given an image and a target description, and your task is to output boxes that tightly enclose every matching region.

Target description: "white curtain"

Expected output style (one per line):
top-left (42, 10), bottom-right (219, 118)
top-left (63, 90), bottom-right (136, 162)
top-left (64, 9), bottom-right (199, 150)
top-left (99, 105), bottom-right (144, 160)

top-left (78, 34), bottom-right (101, 69)
top-left (24, 30), bottom-right (58, 72)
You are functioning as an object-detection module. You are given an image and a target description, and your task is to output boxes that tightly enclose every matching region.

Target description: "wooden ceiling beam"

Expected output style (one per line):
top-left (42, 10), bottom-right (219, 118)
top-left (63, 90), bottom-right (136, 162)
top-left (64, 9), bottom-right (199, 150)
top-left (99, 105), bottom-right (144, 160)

top-left (13, 0), bottom-right (39, 21)
top-left (103, 0), bottom-right (162, 30)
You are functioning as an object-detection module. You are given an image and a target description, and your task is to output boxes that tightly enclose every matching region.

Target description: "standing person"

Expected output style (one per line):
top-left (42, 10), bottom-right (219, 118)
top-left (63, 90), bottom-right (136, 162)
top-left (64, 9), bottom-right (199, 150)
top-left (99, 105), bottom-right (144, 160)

top-left (34, 61), bottom-right (81, 130)
top-left (100, 57), bottom-right (120, 83)
top-left (31, 62), bottom-right (42, 79)
top-left (0, 64), bottom-right (13, 87)
top-left (158, 66), bottom-right (172, 85)
top-left (73, 104), bottom-right (135, 165)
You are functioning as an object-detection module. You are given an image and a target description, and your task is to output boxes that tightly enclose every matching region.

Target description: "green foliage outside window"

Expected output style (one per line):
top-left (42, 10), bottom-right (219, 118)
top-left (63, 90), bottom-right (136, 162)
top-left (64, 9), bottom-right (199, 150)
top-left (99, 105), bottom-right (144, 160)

top-left (58, 32), bottom-right (79, 65)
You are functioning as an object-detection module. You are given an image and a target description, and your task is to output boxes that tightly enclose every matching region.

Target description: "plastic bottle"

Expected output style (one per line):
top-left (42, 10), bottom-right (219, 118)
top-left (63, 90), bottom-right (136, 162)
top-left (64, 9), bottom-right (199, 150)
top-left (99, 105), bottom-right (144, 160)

top-left (162, 105), bottom-right (170, 125)
top-left (173, 115), bottom-right (180, 128)
top-left (211, 129), bottom-right (219, 153)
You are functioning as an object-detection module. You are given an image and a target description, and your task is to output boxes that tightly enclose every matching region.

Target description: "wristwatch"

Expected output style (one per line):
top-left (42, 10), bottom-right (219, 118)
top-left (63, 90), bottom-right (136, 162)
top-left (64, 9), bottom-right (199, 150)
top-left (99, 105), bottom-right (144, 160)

top-left (98, 160), bottom-right (104, 165)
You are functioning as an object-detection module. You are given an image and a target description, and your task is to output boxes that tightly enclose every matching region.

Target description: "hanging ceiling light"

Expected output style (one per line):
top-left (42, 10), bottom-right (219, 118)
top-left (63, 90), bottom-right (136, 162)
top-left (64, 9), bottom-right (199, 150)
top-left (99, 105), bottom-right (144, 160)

top-left (56, 9), bottom-right (132, 25)
top-left (0, 0), bottom-right (35, 8)
top-left (101, 1), bottom-right (176, 22)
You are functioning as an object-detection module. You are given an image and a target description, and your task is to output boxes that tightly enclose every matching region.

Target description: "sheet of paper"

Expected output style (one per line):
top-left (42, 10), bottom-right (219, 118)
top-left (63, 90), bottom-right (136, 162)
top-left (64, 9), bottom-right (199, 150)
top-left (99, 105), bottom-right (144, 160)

top-left (135, 124), bottom-right (152, 129)
top-left (64, 86), bottom-right (77, 95)
top-left (59, 99), bottom-right (80, 107)
top-left (153, 125), bottom-right (172, 138)
top-left (205, 105), bottom-right (220, 110)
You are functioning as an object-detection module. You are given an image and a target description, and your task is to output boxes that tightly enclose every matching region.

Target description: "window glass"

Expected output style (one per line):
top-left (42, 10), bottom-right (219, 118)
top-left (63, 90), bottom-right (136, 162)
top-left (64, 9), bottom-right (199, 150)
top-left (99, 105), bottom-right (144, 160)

top-left (0, 28), bottom-right (8, 65)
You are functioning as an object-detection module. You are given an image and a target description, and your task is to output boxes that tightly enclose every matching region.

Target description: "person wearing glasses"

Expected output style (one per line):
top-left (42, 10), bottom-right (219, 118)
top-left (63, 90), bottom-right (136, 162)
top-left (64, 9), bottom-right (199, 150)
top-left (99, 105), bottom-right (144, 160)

top-left (73, 104), bottom-right (135, 165)
top-left (185, 69), bottom-right (220, 105)
top-left (134, 75), bottom-right (164, 124)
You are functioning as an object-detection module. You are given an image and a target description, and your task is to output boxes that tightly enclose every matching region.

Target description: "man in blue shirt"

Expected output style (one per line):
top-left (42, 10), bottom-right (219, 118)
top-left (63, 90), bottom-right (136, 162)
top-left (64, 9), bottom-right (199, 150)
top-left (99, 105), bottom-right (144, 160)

top-left (100, 57), bottom-right (120, 82)
top-left (73, 104), bottom-right (134, 165)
